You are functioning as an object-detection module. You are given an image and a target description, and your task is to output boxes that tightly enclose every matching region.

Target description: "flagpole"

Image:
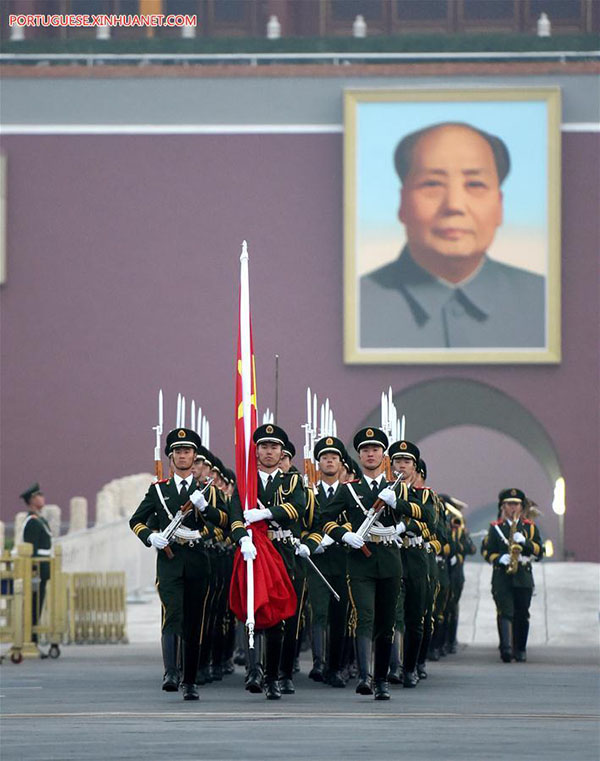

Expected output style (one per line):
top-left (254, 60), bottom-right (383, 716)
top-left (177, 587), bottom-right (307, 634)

top-left (239, 240), bottom-right (256, 648)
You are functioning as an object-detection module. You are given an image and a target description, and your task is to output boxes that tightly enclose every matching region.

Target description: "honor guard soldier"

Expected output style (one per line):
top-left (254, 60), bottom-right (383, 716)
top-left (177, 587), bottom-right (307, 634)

top-left (19, 483), bottom-right (52, 649)
top-left (388, 441), bottom-right (436, 688)
top-left (482, 489), bottom-right (543, 662)
top-left (309, 436), bottom-right (352, 687)
top-left (278, 437), bottom-right (313, 695)
top-left (319, 427), bottom-right (413, 700)
top-left (232, 423), bottom-right (306, 700)
top-left (441, 495), bottom-right (476, 654)
top-left (129, 428), bottom-right (229, 700)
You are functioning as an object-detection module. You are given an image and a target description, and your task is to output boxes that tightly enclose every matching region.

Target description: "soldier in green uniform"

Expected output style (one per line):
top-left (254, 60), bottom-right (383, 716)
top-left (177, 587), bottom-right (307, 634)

top-left (319, 428), bottom-right (415, 701)
top-left (277, 437), bottom-right (314, 695)
top-left (232, 423), bottom-right (306, 700)
top-left (443, 495), bottom-right (476, 654)
top-left (388, 441), bottom-right (436, 688)
top-left (307, 436), bottom-right (352, 687)
top-left (412, 460), bottom-right (447, 677)
top-left (482, 488), bottom-right (543, 662)
top-left (19, 483), bottom-right (52, 649)
top-left (129, 428), bottom-right (230, 700)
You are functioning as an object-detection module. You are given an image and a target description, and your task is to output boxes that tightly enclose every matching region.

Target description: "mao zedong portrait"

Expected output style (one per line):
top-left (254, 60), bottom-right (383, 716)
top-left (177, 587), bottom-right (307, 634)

top-left (360, 122), bottom-right (545, 349)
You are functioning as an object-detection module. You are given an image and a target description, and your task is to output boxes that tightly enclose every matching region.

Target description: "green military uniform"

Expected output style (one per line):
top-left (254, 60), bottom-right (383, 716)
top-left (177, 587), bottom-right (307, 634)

top-left (319, 428), bottom-right (417, 699)
top-left (309, 479), bottom-right (352, 686)
top-left (446, 508), bottom-right (476, 653)
top-left (130, 428), bottom-right (228, 698)
top-left (229, 423), bottom-right (306, 700)
top-left (416, 482), bottom-right (447, 673)
top-left (399, 489), bottom-right (436, 682)
top-left (20, 483), bottom-right (52, 645)
top-left (482, 488), bottom-right (543, 662)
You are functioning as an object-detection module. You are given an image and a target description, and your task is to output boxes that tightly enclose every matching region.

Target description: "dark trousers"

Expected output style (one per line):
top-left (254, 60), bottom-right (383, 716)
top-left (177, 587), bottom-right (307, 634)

top-left (327, 573), bottom-right (350, 673)
top-left (31, 578), bottom-right (48, 644)
top-left (348, 574), bottom-right (402, 642)
top-left (280, 575), bottom-right (307, 679)
top-left (156, 547), bottom-right (211, 684)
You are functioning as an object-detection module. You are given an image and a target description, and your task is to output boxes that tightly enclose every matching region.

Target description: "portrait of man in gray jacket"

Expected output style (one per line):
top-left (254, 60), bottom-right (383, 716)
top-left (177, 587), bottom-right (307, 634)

top-left (359, 122), bottom-right (546, 350)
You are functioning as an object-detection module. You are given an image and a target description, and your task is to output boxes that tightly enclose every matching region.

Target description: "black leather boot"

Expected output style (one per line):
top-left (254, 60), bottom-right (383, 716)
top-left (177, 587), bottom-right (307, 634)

top-left (373, 638), bottom-right (392, 700)
top-left (513, 616), bottom-right (529, 662)
top-left (161, 633), bottom-right (180, 692)
top-left (264, 624), bottom-right (284, 700)
top-left (388, 630), bottom-right (403, 684)
top-left (182, 636), bottom-right (200, 690)
top-left (182, 683), bottom-right (199, 701)
top-left (308, 624), bottom-right (325, 682)
top-left (417, 617), bottom-right (433, 678)
top-left (355, 636), bottom-right (373, 695)
top-left (499, 617), bottom-right (513, 663)
top-left (245, 632), bottom-right (264, 693)
top-left (446, 612), bottom-right (459, 654)
top-left (403, 628), bottom-right (422, 688)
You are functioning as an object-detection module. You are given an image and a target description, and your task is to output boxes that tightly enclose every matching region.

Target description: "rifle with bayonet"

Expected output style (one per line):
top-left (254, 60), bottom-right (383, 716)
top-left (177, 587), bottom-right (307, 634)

top-left (356, 472), bottom-right (405, 558)
top-left (153, 389), bottom-right (164, 480)
top-left (160, 477), bottom-right (214, 559)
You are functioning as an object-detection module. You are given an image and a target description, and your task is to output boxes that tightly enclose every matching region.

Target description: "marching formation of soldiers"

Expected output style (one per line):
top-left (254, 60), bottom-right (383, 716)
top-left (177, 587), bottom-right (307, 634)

top-left (128, 421), bottom-right (543, 701)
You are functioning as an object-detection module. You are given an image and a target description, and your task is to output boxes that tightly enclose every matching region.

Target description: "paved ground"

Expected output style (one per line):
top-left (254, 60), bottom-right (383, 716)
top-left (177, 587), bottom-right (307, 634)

top-left (1, 643), bottom-right (598, 761)
top-left (126, 562), bottom-right (600, 647)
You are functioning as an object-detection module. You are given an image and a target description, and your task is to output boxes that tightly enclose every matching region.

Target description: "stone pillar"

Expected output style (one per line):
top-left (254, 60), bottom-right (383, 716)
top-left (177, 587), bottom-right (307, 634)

top-left (69, 497), bottom-right (88, 533)
top-left (41, 504), bottom-right (61, 538)
top-left (0, 520), bottom-right (5, 552)
top-left (14, 511), bottom-right (27, 545)
top-left (95, 490), bottom-right (118, 525)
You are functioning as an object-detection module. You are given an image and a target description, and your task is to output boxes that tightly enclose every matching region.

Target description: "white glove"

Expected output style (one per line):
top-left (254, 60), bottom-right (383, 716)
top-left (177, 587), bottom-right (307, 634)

top-left (450, 556), bottom-right (458, 566)
top-left (295, 543), bottom-right (311, 559)
top-left (395, 521), bottom-right (406, 536)
top-left (499, 554), bottom-right (510, 566)
top-left (378, 487), bottom-right (397, 508)
top-left (239, 536), bottom-right (257, 561)
top-left (148, 532), bottom-right (169, 550)
top-left (189, 489), bottom-right (208, 511)
top-left (313, 544), bottom-right (325, 555)
top-left (513, 531), bottom-right (526, 545)
top-left (320, 534), bottom-right (335, 548)
top-left (244, 507), bottom-right (273, 524)
top-left (342, 532), bottom-right (365, 549)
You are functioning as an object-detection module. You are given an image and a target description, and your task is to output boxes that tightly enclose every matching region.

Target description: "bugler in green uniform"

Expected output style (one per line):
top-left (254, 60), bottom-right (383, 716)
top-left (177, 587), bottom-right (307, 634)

top-left (482, 488), bottom-right (543, 663)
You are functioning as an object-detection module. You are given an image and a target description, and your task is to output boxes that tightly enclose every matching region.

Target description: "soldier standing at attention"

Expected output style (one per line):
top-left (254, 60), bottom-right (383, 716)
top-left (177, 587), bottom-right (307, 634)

top-left (319, 428), bottom-right (412, 700)
top-left (19, 483), bottom-right (52, 650)
top-left (482, 489), bottom-right (543, 663)
top-left (129, 428), bottom-right (231, 700)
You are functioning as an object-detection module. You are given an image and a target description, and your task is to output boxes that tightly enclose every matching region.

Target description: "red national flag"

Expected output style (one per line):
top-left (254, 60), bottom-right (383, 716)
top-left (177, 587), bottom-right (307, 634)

top-left (229, 242), bottom-right (296, 629)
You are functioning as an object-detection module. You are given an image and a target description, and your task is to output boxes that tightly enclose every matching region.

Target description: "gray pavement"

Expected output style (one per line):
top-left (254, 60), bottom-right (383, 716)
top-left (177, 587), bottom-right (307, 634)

top-left (1, 642), bottom-right (598, 761)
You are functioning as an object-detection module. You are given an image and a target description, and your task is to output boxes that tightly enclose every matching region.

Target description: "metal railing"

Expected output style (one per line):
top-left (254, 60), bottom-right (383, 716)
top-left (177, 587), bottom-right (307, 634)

top-left (0, 544), bottom-right (128, 663)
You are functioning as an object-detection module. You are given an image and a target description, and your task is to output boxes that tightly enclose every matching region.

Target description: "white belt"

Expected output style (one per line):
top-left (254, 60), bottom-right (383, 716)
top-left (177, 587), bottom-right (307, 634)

top-left (37, 549), bottom-right (52, 556)
top-left (267, 528), bottom-right (293, 541)
top-left (367, 533), bottom-right (396, 545)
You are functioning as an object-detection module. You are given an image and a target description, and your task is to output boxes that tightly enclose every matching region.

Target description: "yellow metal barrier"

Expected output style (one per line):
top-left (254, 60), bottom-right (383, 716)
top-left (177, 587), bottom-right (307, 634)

top-left (1, 544), bottom-right (128, 662)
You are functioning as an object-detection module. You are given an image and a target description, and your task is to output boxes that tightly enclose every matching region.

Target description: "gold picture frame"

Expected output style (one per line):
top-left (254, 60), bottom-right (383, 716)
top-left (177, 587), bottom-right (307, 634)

top-left (343, 87), bottom-right (561, 364)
